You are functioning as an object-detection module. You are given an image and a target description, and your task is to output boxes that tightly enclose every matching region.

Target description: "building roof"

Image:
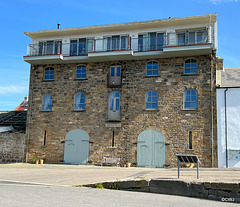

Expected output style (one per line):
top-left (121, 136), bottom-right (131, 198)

top-left (14, 96), bottom-right (28, 111)
top-left (220, 68), bottom-right (240, 87)
top-left (24, 13), bottom-right (217, 39)
top-left (14, 101), bottom-right (28, 111)
top-left (0, 111), bottom-right (27, 133)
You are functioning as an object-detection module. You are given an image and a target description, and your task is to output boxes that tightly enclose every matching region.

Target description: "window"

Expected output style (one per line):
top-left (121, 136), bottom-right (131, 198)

top-left (177, 33), bottom-right (186, 45)
top-left (108, 92), bottom-right (121, 121)
top-left (44, 67), bottom-right (54, 80)
top-left (103, 35), bottom-right (128, 51)
top-left (189, 131), bottom-right (193, 149)
top-left (42, 94), bottom-right (52, 111)
top-left (74, 93), bottom-right (85, 111)
top-left (184, 89), bottom-right (198, 109)
top-left (39, 40), bottom-right (62, 55)
top-left (109, 92), bottom-right (120, 111)
top-left (44, 130), bottom-right (47, 146)
top-left (76, 65), bottom-right (87, 79)
top-left (109, 65), bottom-right (121, 86)
top-left (149, 32), bottom-right (164, 50)
top-left (70, 38), bottom-right (93, 56)
top-left (112, 131), bottom-right (115, 147)
top-left (197, 31), bottom-right (207, 44)
top-left (184, 59), bottom-right (197, 74)
top-left (189, 31), bottom-right (207, 44)
top-left (177, 30), bottom-right (207, 46)
top-left (138, 33), bottom-right (164, 51)
top-left (145, 91), bottom-right (158, 109)
top-left (146, 61), bottom-right (158, 76)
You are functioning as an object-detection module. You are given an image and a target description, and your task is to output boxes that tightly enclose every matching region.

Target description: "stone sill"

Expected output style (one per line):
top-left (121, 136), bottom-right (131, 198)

top-left (72, 110), bottom-right (85, 112)
top-left (74, 78), bottom-right (88, 81)
top-left (40, 111), bottom-right (53, 112)
top-left (144, 75), bottom-right (160, 78)
top-left (182, 109), bottom-right (198, 111)
top-left (143, 109), bottom-right (159, 112)
top-left (181, 74), bottom-right (199, 76)
top-left (108, 146), bottom-right (117, 149)
top-left (42, 80), bottom-right (55, 82)
top-left (185, 149), bottom-right (195, 152)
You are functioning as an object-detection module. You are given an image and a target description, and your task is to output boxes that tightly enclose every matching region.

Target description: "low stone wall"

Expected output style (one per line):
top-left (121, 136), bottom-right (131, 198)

top-left (150, 180), bottom-right (240, 202)
top-left (0, 133), bottom-right (26, 163)
top-left (84, 180), bottom-right (149, 192)
top-left (84, 179), bottom-right (240, 203)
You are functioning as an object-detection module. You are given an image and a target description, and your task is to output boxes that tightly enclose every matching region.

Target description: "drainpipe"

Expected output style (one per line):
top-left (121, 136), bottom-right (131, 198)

top-left (25, 65), bottom-right (34, 163)
top-left (224, 88), bottom-right (228, 168)
top-left (210, 51), bottom-right (214, 167)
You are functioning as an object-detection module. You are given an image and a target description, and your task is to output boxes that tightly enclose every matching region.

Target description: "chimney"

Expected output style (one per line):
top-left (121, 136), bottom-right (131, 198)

top-left (24, 96), bottom-right (28, 103)
top-left (57, 23), bottom-right (60, 29)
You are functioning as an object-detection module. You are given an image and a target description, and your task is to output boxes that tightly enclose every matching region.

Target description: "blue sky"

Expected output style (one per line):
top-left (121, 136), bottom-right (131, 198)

top-left (0, 0), bottom-right (239, 110)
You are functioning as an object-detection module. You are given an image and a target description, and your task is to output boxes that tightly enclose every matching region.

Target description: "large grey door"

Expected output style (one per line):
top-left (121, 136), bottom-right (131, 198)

top-left (137, 129), bottom-right (165, 168)
top-left (64, 129), bottom-right (89, 165)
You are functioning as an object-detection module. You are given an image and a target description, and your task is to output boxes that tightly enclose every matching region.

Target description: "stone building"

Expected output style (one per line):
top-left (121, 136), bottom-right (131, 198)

top-left (23, 14), bottom-right (222, 167)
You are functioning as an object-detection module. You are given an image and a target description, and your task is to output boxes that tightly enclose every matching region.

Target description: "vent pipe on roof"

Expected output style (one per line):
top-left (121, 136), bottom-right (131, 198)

top-left (24, 96), bottom-right (28, 103)
top-left (57, 23), bottom-right (60, 29)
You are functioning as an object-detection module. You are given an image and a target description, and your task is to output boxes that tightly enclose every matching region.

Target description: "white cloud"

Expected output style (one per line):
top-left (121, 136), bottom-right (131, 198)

top-left (210, 0), bottom-right (239, 3)
top-left (0, 85), bottom-right (28, 95)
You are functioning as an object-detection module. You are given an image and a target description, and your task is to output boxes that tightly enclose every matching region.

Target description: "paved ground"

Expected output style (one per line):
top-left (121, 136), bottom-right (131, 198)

top-left (0, 163), bottom-right (239, 186)
top-left (0, 183), bottom-right (237, 207)
top-left (0, 164), bottom-right (239, 206)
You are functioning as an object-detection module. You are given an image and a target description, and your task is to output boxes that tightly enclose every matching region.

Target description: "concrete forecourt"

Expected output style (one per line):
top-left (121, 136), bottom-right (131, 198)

top-left (0, 163), bottom-right (239, 205)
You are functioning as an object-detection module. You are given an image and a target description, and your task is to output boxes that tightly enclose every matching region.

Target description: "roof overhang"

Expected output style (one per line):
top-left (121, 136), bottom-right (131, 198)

top-left (24, 14), bottom-right (217, 39)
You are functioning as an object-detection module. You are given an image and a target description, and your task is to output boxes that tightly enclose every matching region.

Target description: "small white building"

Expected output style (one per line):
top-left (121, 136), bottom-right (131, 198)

top-left (217, 68), bottom-right (240, 168)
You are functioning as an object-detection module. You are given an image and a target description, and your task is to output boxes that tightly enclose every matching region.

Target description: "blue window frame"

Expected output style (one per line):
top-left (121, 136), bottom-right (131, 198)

top-left (74, 93), bottom-right (85, 110)
top-left (184, 89), bottom-right (198, 109)
top-left (109, 92), bottom-right (120, 111)
top-left (110, 66), bottom-right (121, 77)
top-left (184, 59), bottom-right (197, 74)
top-left (145, 91), bottom-right (158, 109)
top-left (76, 65), bottom-right (87, 79)
top-left (146, 61), bottom-right (158, 76)
top-left (42, 94), bottom-right (52, 111)
top-left (44, 67), bottom-right (54, 80)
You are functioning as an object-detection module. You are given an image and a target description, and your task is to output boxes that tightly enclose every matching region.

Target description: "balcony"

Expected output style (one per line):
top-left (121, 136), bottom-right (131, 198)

top-left (23, 30), bottom-right (214, 64)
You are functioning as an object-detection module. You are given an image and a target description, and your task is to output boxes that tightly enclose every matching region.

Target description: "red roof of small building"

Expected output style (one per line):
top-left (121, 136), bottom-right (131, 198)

top-left (14, 96), bottom-right (28, 111)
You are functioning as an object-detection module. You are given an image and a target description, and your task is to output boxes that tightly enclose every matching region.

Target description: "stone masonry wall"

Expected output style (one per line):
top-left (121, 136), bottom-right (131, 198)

top-left (0, 133), bottom-right (26, 163)
top-left (26, 55), bottom-right (221, 167)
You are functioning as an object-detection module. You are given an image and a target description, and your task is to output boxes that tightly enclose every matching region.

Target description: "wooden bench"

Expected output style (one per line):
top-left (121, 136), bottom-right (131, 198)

top-left (101, 157), bottom-right (120, 167)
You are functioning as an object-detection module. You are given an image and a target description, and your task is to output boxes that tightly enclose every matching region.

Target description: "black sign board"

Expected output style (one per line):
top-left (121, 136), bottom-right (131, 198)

top-left (176, 154), bottom-right (200, 179)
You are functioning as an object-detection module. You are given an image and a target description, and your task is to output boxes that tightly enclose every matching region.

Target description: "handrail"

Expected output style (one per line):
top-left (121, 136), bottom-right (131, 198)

top-left (26, 30), bottom-right (212, 56)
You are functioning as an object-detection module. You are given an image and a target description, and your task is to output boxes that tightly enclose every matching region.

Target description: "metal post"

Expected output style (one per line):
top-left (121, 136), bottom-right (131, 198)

top-left (178, 158), bottom-right (180, 179)
top-left (197, 159), bottom-right (199, 179)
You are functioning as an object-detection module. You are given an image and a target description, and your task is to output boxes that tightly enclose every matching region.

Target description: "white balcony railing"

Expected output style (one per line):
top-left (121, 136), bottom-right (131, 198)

top-left (25, 30), bottom-right (212, 57)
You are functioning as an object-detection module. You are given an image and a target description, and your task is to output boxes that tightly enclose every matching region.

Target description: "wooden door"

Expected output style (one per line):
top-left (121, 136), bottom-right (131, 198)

top-left (64, 129), bottom-right (89, 165)
top-left (137, 129), bottom-right (165, 168)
